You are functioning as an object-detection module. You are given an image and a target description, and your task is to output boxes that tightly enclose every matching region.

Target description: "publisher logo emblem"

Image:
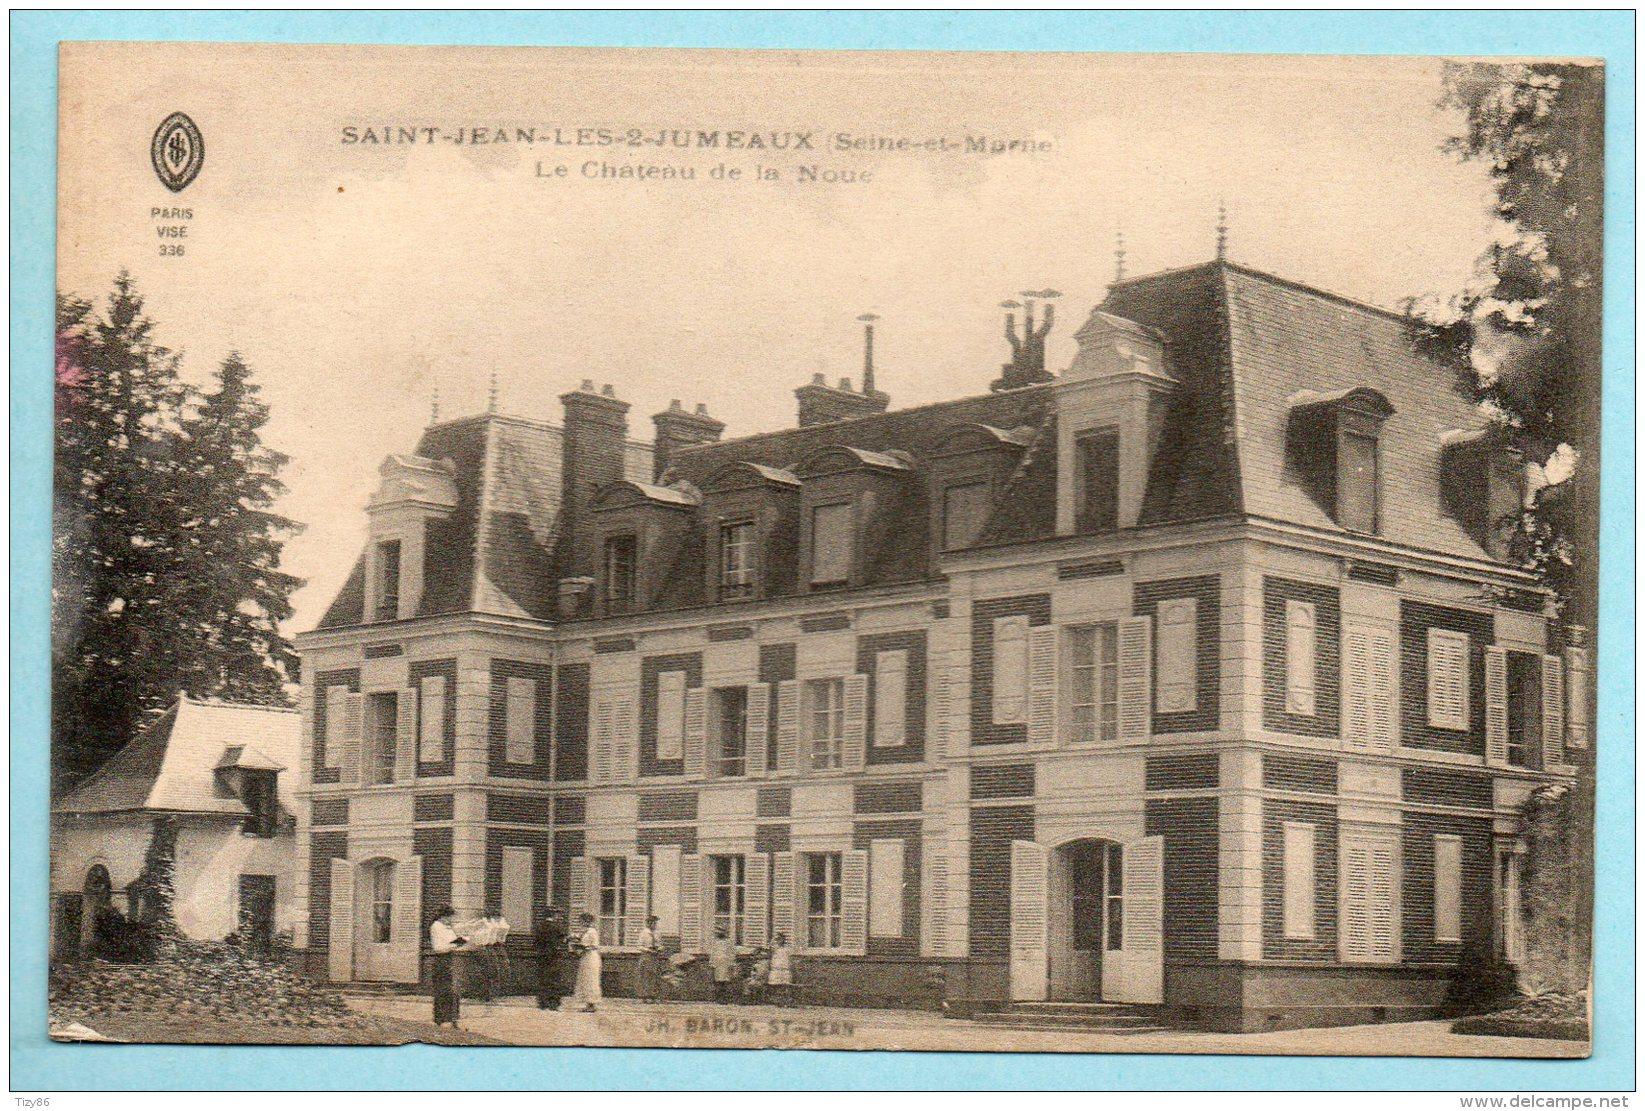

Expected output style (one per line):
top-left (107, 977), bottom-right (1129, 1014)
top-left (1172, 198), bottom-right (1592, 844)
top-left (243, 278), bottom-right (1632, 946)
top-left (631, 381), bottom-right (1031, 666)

top-left (151, 112), bottom-right (204, 193)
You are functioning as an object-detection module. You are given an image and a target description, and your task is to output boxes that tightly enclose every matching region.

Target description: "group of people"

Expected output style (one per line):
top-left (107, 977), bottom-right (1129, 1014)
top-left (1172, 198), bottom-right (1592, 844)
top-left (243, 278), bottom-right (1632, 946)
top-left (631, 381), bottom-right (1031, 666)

top-left (426, 906), bottom-right (795, 1030)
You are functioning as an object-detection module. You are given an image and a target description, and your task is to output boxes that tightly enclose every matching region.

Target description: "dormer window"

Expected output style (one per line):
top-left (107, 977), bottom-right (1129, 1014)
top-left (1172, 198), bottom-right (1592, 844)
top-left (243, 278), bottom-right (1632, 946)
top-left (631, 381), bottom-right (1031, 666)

top-left (810, 503), bottom-right (852, 585)
top-left (373, 539), bottom-right (401, 621)
top-left (942, 481), bottom-right (990, 550)
top-left (1075, 428), bottom-right (1120, 534)
top-left (1440, 429), bottom-right (1525, 560)
top-left (241, 769), bottom-right (279, 838)
top-left (719, 520), bottom-right (755, 599)
top-left (604, 534), bottom-right (637, 613)
top-left (1286, 387), bottom-right (1395, 535)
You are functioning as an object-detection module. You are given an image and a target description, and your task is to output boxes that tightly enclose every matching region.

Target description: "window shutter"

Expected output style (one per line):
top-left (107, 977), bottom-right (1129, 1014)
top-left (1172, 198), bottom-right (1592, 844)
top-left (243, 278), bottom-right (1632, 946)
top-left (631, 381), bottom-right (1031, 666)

top-left (567, 856), bottom-right (588, 924)
top-left (869, 838), bottom-right (905, 938)
top-left (1117, 835), bottom-right (1165, 1004)
top-left (841, 849), bottom-right (869, 955)
top-left (418, 675), bottom-right (446, 764)
top-left (1117, 616), bottom-right (1153, 743)
top-left (591, 699), bottom-right (614, 783)
top-left (771, 851), bottom-right (795, 949)
top-left (340, 693), bottom-right (364, 787)
top-left (1484, 646), bottom-right (1508, 766)
top-left (992, 616), bottom-right (1029, 724)
top-left (1027, 624), bottom-right (1059, 745)
top-left (1433, 834), bottom-right (1463, 943)
top-left (872, 650), bottom-right (908, 748)
top-left (1428, 629), bottom-right (1470, 730)
top-left (1008, 840), bottom-right (1048, 1001)
top-left (679, 854), bottom-right (704, 953)
top-left (1564, 646), bottom-right (1590, 749)
top-left (1340, 830), bottom-right (1397, 963)
top-left (1342, 626), bottom-right (1370, 750)
top-left (1156, 598), bottom-right (1197, 713)
top-left (505, 676), bottom-right (536, 764)
top-left (501, 846), bottom-right (534, 937)
top-left (843, 674), bottom-right (868, 770)
top-left (682, 686), bottom-right (707, 778)
top-left (614, 695), bottom-right (638, 783)
top-left (1282, 822), bottom-right (1316, 940)
top-left (392, 855), bottom-right (424, 983)
top-left (327, 858), bottom-right (355, 981)
top-left (1541, 655), bottom-right (1565, 770)
top-left (394, 689), bottom-right (417, 782)
top-left (930, 662), bottom-right (951, 760)
top-left (324, 686), bottom-right (347, 768)
top-left (625, 854), bottom-right (650, 946)
top-left (1285, 600), bottom-right (1317, 716)
top-left (744, 852), bottom-right (770, 947)
top-left (791, 852), bottom-right (809, 946)
top-left (1368, 627), bottom-right (1395, 752)
top-left (1368, 836), bottom-right (1397, 961)
top-left (924, 849), bottom-right (948, 957)
top-left (775, 680), bottom-right (800, 772)
top-left (745, 682), bottom-right (770, 777)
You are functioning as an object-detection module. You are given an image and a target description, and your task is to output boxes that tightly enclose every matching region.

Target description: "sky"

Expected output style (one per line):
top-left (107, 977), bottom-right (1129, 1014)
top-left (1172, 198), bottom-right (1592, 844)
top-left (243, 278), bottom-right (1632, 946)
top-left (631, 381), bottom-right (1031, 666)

top-left (56, 45), bottom-right (1502, 633)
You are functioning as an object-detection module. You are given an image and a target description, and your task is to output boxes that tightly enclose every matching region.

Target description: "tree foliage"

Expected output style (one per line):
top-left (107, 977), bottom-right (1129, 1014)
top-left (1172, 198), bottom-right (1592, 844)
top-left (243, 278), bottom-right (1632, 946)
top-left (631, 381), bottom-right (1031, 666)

top-left (53, 273), bottom-right (302, 787)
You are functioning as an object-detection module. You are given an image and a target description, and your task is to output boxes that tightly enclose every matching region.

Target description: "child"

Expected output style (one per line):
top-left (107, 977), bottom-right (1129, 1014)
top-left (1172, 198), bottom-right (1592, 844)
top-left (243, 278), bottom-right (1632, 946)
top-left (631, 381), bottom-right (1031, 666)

top-left (767, 932), bottom-right (794, 1007)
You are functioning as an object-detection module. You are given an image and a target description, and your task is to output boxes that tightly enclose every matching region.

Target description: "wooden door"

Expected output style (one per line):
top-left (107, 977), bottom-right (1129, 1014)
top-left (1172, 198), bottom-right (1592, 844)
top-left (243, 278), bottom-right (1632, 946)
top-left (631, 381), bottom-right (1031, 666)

top-left (354, 860), bottom-right (399, 981)
top-left (1009, 840), bottom-right (1048, 1001)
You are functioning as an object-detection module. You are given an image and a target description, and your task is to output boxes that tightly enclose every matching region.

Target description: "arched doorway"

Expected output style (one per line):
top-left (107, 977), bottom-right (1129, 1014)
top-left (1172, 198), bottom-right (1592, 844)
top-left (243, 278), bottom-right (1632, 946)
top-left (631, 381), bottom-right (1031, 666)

top-left (1049, 839), bottom-right (1122, 1001)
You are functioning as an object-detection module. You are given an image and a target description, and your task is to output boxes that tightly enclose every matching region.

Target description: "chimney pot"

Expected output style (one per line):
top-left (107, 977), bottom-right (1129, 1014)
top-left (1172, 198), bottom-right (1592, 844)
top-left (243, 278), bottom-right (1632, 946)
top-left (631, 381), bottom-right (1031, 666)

top-left (581, 378), bottom-right (596, 392)
top-left (670, 398), bottom-right (684, 411)
top-left (695, 403), bottom-right (709, 416)
top-left (839, 377), bottom-right (852, 391)
top-left (601, 384), bottom-right (616, 398)
top-left (812, 372), bottom-right (827, 385)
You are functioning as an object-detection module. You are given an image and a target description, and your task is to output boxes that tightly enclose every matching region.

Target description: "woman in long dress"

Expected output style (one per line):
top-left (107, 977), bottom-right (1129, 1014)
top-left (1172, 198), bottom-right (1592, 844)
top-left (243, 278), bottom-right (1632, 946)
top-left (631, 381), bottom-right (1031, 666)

top-left (572, 912), bottom-right (601, 1013)
top-left (428, 905), bottom-right (469, 1028)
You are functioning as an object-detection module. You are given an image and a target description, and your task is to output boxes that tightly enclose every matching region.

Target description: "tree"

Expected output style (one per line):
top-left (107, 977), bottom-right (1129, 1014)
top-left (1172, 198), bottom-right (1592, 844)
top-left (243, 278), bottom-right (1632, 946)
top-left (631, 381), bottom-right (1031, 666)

top-left (1410, 61), bottom-right (1602, 1000)
top-left (52, 274), bottom-right (302, 787)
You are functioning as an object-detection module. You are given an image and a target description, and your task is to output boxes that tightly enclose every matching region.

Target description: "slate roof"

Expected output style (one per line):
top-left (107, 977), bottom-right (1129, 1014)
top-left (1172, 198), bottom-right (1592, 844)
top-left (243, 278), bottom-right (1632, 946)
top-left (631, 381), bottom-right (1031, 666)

top-left (54, 696), bottom-right (302, 817)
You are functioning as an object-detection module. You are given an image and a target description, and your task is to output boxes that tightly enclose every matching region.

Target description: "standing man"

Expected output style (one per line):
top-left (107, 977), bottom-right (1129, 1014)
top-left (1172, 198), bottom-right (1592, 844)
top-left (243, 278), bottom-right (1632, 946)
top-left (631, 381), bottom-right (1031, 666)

top-left (533, 905), bottom-right (567, 1010)
top-left (635, 914), bottom-right (663, 1002)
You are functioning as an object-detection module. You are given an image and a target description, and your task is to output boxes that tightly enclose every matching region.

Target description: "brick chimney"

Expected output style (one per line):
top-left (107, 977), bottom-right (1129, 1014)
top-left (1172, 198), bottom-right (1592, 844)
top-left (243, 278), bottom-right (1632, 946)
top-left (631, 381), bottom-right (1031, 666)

top-left (559, 380), bottom-right (630, 580)
top-left (795, 315), bottom-right (891, 427)
top-left (991, 290), bottom-right (1060, 391)
top-left (652, 400), bottom-right (725, 480)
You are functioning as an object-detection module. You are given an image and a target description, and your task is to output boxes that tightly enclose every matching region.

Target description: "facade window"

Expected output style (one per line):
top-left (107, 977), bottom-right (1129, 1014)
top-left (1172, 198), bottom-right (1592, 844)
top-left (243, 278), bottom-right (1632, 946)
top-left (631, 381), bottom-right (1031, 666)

top-left (374, 539), bottom-right (401, 621)
top-left (992, 615), bottom-right (1029, 724)
top-left (810, 502), bottom-right (852, 585)
top-left (1156, 597), bottom-right (1198, 713)
top-left (805, 852), bottom-right (843, 950)
top-left (1339, 430), bottom-right (1379, 533)
top-left (1068, 623), bottom-right (1119, 743)
top-left (1426, 628), bottom-right (1470, 730)
top-left (711, 854), bottom-right (747, 944)
top-left (597, 857), bottom-right (627, 947)
top-left (1283, 821), bottom-right (1317, 940)
top-left (1505, 652), bottom-right (1542, 769)
top-left (719, 520), bottom-right (755, 598)
top-left (656, 671), bottom-right (686, 762)
top-left (942, 481), bottom-right (990, 550)
top-left (367, 691), bottom-right (398, 785)
top-left (1434, 834), bottom-right (1463, 943)
top-left (804, 678), bottom-right (845, 770)
top-left (1285, 600), bottom-right (1318, 716)
top-left (369, 860), bottom-right (394, 943)
top-left (604, 534), bottom-right (637, 613)
top-left (240, 770), bottom-right (279, 838)
top-left (712, 686), bottom-right (748, 777)
top-left (872, 650), bottom-right (908, 748)
top-left (1075, 429), bottom-right (1120, 534)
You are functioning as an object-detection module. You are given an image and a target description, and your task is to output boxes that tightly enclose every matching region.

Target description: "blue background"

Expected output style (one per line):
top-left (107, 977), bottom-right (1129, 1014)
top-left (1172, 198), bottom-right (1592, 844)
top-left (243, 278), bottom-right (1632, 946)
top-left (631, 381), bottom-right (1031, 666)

top-left (10, 10), bottom-right (1635, 1091)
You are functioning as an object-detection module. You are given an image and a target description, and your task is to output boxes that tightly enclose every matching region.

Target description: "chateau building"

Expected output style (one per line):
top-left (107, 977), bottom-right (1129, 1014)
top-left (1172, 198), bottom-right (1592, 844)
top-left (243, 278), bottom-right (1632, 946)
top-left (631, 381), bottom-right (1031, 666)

top-left (294, 259), bottom-right (1588, 1030)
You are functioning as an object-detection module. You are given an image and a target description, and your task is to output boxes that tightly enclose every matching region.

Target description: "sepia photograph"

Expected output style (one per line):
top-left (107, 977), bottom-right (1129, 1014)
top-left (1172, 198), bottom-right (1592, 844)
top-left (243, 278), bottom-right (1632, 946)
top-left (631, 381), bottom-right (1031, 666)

top-left (42, 37), bottom-right (1607, 1068)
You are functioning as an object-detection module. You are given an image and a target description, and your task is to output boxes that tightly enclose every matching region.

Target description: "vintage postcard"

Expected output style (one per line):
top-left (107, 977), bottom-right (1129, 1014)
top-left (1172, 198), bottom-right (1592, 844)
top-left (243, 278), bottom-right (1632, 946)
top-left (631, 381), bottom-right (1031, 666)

top-left (49, 42), bottom-right (1601, 1058)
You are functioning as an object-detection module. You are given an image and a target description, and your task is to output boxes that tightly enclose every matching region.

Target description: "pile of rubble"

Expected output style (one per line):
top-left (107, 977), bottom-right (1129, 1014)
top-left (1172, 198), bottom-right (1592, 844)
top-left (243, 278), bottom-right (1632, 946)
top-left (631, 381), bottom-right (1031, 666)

top-left (49, 939), bottom-right (370, 1030)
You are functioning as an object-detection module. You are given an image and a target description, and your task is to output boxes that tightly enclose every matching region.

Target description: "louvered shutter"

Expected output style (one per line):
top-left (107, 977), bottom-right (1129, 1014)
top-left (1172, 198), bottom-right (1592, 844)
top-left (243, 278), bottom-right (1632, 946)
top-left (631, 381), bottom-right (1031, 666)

top-left (392, 855), bottom-right (423, 982)
top-left (591, 699), bottom-right (614, 783)
top-left (930, 662), bottom-right (952, 760)
top-left (924, 849), bottom-right (949, 956)
top-left (418, 675), bottom-right (446, 764)
top-left (1367, 627), bottom-right (1395, 752)
top-left (1117, 615), bottom-right (1153, 743)
top-left (1368, 836), bottom-right (1397, 961)
top-left (791, 852), bottom-right (809, 946)
top-left (771, 851), bottom-right (795, 949)
top-left (394, 689), bottom-right (417, 782)
top-left (1428, 629), bottom-right (1470, 730)
top-left (614, 696), bottom-right (638, 782)
top-left (1027, 624), bottom-right (1059, 745)
top-left (1343, 626), bottom-right (1371, 750)
top-left (567, 856), bottom-right (588, 924)
top-left (683, 686), bottom-right (707, 778)
top-left (328, 858), bottom-right (354, 981)
top-left (1116, 835), bottom-right (1164, 1004)
top-left (1541, 655), bottom-right (1565, 769)
top-left (1008, 840), bottom-right (1048, 1000)
top-left (1484, 647), bottom-right (1508, 767)
top-left (625, 854), bottom-right (649, 946)
top-left (340, 693), bottom-right (364, 787)
top-left (744, 852), bottom-right (770, 947)
top-left (840, 849), bottom-right (869, 955)
top-left (1341, 831), bottom-right (1397, 963)
top-left (679, 854), bottom-right (704, 953)
top-left (1156, 598), bottom-right (1198, 713)
top-left (324, 686), bottom-right (347, 769)
top-left (1564, 646), bottom-right (1590, 749)
top-left (842, 674), bottom-right (868, 770)
top-left (775, 680), bottom-right (799, 772)
top-left (745, 682), bottom-right (770, 777)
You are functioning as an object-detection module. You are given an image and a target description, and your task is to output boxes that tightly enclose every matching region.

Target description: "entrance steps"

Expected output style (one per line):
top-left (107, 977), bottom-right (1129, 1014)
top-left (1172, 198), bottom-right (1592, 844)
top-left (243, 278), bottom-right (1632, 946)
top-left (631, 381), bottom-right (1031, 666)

top-left (976, 1001), bottom-right (1169, 1034)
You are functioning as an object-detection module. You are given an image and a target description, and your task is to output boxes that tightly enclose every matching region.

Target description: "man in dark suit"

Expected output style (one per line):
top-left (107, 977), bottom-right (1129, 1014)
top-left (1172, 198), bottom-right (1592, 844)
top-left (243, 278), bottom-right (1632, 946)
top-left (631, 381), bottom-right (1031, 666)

top-left (533, 905), bottom-right (568, 1009)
